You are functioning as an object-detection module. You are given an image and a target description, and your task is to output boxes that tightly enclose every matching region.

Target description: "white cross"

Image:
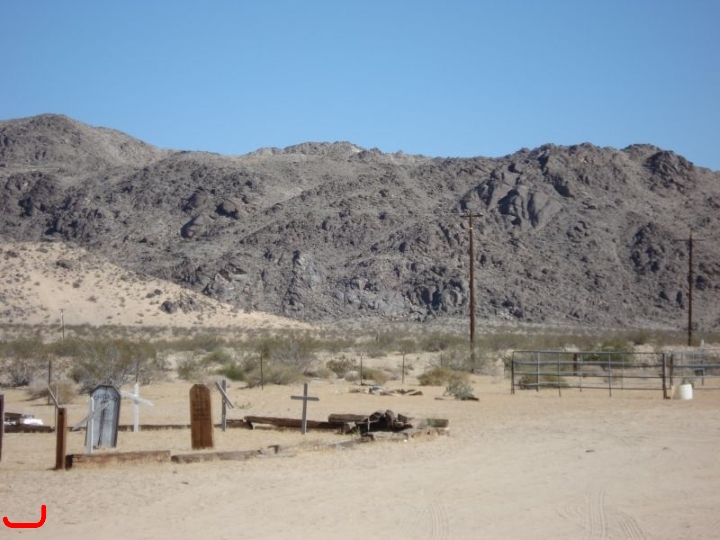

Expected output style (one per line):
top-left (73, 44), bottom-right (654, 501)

top-left (120, 383), bottom-right (154, 433)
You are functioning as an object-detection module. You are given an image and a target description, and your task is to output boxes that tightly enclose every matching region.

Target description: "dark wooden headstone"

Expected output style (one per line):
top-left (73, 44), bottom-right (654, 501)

top-left (89, 385), bottom-right (122, 448)
top-left (190, 384), bottom-right (214, 449)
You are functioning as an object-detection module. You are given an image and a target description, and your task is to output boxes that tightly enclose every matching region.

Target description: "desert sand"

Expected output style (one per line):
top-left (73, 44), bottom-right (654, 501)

top-left (2, 375), bottom-right (719, 540)
top-left (0, 242), bottom-right (309, 330)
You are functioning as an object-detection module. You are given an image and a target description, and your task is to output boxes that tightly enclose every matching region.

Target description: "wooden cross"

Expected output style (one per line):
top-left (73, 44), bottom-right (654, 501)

top-left (291, 383), bottom-right (319, 435)
top-left (215, 380), bottom-right (235, 432)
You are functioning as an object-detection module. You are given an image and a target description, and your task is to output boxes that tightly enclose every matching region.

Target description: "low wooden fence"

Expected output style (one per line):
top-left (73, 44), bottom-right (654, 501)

top-left (510, 349), bottom-right (720, 398)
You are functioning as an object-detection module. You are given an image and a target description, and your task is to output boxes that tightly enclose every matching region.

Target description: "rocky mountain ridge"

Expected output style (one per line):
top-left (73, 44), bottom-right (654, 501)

top-left (1, 114), bottom-right (718, 331)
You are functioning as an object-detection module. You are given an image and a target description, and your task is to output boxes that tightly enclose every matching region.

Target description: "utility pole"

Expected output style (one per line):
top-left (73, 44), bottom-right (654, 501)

top-left (688, 232), bottom-right (694, 347)
top-left (462, 212), bottom-right (483, 372)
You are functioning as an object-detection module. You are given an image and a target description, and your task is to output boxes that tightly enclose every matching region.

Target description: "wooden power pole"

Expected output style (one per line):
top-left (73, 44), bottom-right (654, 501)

top-left (462, 212), bottom-right (483, 372)
top-left (688, 232), bottom-right (694, 347)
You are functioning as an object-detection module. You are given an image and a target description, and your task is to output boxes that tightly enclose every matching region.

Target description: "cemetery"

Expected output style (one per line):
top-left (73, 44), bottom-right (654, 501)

top-left (4, 372), bottom-right (720, 540)
top-left (1, 380), bottom-right (449, 471)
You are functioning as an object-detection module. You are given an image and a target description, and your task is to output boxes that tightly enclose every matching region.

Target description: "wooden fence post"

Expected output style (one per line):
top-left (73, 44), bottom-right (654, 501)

top-left (55, 407), bottom-right (67, 470)
top-left (0, 394), bottom-right (4, 462)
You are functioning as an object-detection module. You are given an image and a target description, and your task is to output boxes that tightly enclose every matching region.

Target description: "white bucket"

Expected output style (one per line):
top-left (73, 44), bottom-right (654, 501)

top-left (676, 383), bottom-right (693, 400)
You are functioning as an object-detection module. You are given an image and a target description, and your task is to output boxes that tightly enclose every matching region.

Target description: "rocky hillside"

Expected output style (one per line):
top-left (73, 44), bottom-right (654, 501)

top-left (1, 114), bottom-right (719, 331)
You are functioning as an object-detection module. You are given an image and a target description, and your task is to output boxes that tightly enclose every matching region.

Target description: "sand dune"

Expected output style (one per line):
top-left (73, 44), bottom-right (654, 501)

top-left (0, 242), bottom-right (309, 330)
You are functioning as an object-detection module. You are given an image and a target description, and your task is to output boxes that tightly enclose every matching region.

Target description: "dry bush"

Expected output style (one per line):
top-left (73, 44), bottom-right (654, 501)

top-left (360, 367), bottom-right (390, 385)
top-left (66, 339), bottom-right (166, 393)
top-left (215, 362), bottom-right (245, 382)
top-left (445, 379), bottom-right (477, 400)
top-left (27, 379), bottom-right (77, 404)
top-left (326, 356), bottom-right (356, 377)
top-left (177, 357), bottom-right (201, 381)
top-left (253, 333), bottom-right (320, 373)
top-left (0, 339), bottom-right (46, 387)
top-left (418, 366), bottom-right (470, 387)
top-left (242, 356), bottom-right (303, 387)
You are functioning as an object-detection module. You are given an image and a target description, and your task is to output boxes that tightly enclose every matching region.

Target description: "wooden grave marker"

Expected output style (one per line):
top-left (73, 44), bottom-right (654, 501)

top-left (89, 385), bottom-right (121, 448)
top-left (290, 383), bottom-right (319, 435)
top-left (190, 384), bottom-right (214, 449)
top-left (215, 380), bottom-right (235, 432)
top-left (72, 398), bottom-right (111, 454)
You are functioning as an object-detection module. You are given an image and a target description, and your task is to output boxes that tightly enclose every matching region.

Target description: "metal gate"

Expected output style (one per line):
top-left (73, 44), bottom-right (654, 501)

top-left (510, 349), bottom-right (720, 398)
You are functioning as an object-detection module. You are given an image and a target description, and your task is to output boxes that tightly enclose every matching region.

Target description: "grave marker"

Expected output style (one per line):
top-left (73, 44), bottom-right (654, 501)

top-left (72, 398), bottom-right (111, 454)
top-left (47, 385), bottom-right (60, 409)
top-left (89, 385), bottom-right (121, 448)
top-left (120, 383), bottom-right (154, 432)
top-left (190, 384), bottom-right (214, 449)
top-left (215, 380), bottom-right (235, 432)
top-left (290, 383), bottom-right (319, 435)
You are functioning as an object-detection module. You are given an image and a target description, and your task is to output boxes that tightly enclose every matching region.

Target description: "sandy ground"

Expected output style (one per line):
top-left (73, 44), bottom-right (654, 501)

top-left (2, 376), bottom-right (720, 540)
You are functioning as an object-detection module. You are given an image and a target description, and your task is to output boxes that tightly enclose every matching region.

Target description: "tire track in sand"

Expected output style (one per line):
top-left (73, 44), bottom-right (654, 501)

top-left (397, 476), bottom-right (451, 540)
top-left (574, 483), bottom-right (647, 540)
top-left (398, 499), bottom-right (450, 540)
top-left (586, 484), bottom-right (608, 540)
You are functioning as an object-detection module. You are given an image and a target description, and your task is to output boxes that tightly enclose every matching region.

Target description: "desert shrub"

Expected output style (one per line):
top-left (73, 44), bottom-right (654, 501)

top-left (326, 356), bottom-right (356, 377)
top-left (445, 379), bottom-right (476, 400)
top-left (420, 332), bottom-right (467, 353)
top-left (156, 334), bottom-right (228, 354)
top-left (2, 357), bottom-right (43, 386)
top-left (177, 355), bottom-right (203, 381)
top-left (316, 334), bottom-right (355, 353)
top-left (243, 360), bottom-right (303, 388)
top-left (361, 367), bottom-right (390, 385)
top-left (418, 366), bottom-right (469, 387)
top-left (365, 331), bottom-right (401, 358)
top-left (0, 338), bottom-right (44, 359)
top-left (418, 366), bottom-right (453, 386)
top-left (216, 362), bottom-right (245, 382)
top-left (517, 374), bottom-right (569, 390)
top-left (254, 333), bottom-right (319, 373)
top-left (69, 339), bottom-right (165, 393)
top-left (46, 338), bottom-right (87, 358)
top-left (313, 365), bottom-right (334, 380)
top-left (202, 347), bottom-right (235, 366)
top-left (27, 379), bottom-right (76, 404)
top-left (625, 329), bottom-right (652, 346)
top-left (397, 338), bottom-right (419, 354)
top-left (0, 339), bottom-right (46, 386)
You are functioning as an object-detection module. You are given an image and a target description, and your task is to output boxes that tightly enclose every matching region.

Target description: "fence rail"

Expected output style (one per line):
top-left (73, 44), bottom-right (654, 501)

top-left (510, 349), bottom-right (720, 398)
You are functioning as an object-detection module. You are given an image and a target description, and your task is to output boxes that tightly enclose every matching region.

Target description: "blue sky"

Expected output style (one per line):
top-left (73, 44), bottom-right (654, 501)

top-left (2, 1), bottom-right (719, 170)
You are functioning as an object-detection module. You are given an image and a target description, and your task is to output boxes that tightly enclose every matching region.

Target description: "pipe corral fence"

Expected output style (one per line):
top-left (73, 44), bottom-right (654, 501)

top-left (510, 349), bottom-right (720, 398)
